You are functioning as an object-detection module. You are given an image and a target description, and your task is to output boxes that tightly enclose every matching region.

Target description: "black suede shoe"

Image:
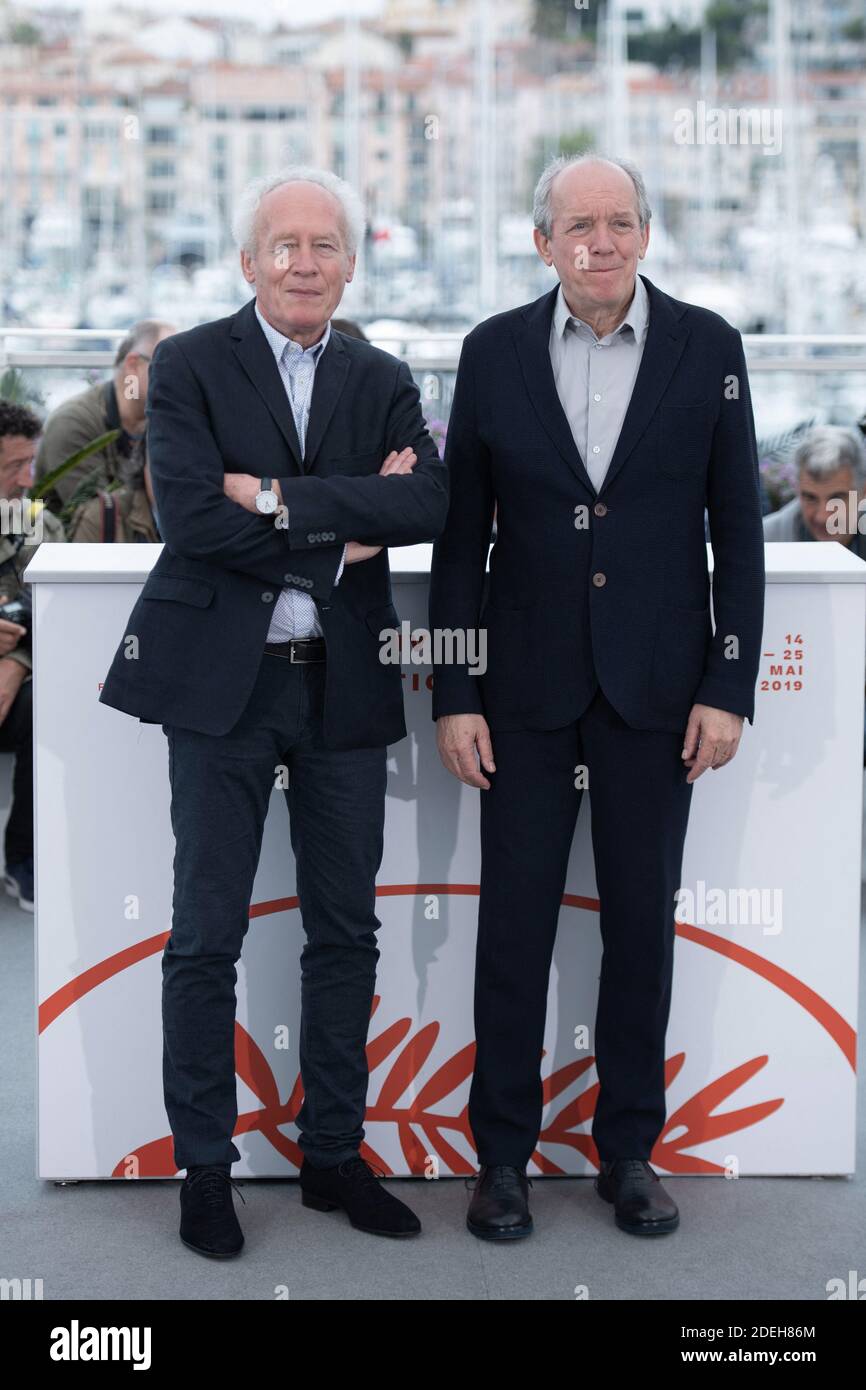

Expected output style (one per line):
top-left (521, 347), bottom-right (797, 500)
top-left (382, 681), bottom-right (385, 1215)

top-left (595, 1158), bottom-right (679, 1235)
top-left (466, 1164), bottom-right (533, 1240)
top-left (300, 1156), bottom-right (421, 1237)
top-left (179, 1165), bottom-right (245, 1257)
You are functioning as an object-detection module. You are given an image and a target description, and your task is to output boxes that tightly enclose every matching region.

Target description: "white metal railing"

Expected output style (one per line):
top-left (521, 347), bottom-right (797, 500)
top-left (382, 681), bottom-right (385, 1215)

top-left (1, 327), bottom-right (866, 376)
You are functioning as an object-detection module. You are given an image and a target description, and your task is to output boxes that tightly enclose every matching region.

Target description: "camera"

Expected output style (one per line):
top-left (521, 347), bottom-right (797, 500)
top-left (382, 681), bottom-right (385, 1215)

top-left (0, 594), bottom-right (32, 640)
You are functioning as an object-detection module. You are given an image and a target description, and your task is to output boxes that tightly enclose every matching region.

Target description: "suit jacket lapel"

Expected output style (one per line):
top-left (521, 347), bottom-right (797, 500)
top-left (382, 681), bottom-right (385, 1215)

top-left (513, 284), bottom-right (596, 494)
top-left (230, 298), bottom-right (303, 473)
top-left (302, 331), bottom-right (350, 474)
top-left (512, 274), bottom-right (691, 498)
top-left (598, 273), bottom-right (690, 496)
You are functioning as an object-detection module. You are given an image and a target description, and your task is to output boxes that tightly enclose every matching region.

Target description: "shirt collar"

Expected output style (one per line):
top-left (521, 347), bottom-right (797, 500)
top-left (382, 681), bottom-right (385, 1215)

top-left (254, 299), bottom-right (331, 363)
top-left (553, 272), bottom-right (649, 346)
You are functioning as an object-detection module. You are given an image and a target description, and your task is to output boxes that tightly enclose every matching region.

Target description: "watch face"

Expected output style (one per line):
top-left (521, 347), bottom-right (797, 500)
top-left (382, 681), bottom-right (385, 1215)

top-left (257, 490), bottom-right (278, 514)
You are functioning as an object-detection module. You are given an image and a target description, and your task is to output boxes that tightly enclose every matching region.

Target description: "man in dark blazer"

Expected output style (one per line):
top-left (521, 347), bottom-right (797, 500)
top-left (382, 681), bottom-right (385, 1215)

top-left (99, 168), bottom-right (448, 1256)
top-left (430, 154), bottom-right (765, 1240)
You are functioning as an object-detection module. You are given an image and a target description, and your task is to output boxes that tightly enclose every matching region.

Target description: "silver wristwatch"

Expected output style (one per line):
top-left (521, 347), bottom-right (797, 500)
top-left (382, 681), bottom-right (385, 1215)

top-left (255, 476), bottom-right (279, 514)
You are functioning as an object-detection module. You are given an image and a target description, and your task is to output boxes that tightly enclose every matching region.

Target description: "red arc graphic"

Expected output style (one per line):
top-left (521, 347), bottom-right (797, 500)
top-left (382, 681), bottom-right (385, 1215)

top-left (36, 886), bottom-right (855, 1178)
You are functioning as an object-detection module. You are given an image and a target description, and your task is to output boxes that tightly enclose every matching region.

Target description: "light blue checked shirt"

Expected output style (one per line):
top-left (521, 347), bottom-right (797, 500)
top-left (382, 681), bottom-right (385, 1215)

top-left (254, 300), bottom-right (346, 640)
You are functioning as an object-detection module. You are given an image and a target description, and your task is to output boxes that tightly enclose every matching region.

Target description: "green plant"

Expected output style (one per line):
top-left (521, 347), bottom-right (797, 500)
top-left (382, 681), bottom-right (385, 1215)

top-left (0, 367), bottom-right (45, 411)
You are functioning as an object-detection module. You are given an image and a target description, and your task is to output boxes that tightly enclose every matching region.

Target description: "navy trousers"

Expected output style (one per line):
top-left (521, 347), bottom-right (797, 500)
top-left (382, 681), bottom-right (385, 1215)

top-left (471, 683), bottom-right (694, 1167)
top-left (161, 655), bottom-right (387, 1172)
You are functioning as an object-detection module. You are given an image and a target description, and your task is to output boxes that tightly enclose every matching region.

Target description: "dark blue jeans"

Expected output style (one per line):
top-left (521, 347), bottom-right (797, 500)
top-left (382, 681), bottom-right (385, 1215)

top-left (161, 655), bottom-right (387, 1172)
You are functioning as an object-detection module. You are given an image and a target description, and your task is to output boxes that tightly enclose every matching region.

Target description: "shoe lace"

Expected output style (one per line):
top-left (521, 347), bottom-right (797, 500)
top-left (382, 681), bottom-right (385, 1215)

top-left (612, 1159), bottom-right (655, 1182)
top-left (187, 1167), bottom-right (246, 1208)
top-left (337, 1156), bottom-right (389, 1195)
top-left (466, 1164), bottom-right (532, 1192)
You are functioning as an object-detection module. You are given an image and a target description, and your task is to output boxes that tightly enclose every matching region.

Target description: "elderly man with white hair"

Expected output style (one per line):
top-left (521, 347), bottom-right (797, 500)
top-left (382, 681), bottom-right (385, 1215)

top-left (99, 166), bottom-right (448, 1256)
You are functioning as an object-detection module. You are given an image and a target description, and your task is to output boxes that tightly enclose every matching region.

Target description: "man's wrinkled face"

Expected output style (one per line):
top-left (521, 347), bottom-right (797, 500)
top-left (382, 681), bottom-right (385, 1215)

top-left (240, 181), bottom-right (355, 344)
top-left (0, 434), bottom-right (37, 501)
top-left (534, 160), bottom-right (649, 316)
top-left (798, 465), bottom-right (864, 542)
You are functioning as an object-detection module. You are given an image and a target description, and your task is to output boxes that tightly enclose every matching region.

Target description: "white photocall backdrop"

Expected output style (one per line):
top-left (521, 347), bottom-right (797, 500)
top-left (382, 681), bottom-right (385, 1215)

top-left (26, 541), bottom-right (864, 1180)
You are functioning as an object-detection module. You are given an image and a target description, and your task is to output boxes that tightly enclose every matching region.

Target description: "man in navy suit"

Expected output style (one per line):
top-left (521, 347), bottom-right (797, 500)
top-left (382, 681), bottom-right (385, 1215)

top-left (430, 154), bottom-right (765, 1239)
top-left (99, 167), bottom-right (448, 1255)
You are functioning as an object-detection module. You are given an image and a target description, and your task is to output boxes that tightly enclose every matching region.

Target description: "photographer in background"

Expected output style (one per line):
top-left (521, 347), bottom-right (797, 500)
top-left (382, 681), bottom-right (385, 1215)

top-left (70, 450), bottom-right (161, 543)
top-left (762, 425), bottom-right (866, 764)
top-left (0, 401), bottom-right (66, 911)
top-left (762, 425), bottom-right (866, 553)
top-left (34, 319), bottom-right (175, 525)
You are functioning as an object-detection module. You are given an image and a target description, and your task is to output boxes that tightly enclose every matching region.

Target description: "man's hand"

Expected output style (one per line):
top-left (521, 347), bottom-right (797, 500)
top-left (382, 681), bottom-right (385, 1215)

top-left (682, 704), bottom-right (744, 783)
top-left (0, 616), bottom-right (27, 657)
top-left (436, 713), bottom-right (496, 790)
top-left (0, 656), bottom-right (27, 728)
top-left (222, 472), bottom-right (261, 513)
top-left (344, 448), bottom-right (417, 561)
top-left (378, 447), bottom-right (417, 476)
top-left (345, 542), bottom-right (382, 564)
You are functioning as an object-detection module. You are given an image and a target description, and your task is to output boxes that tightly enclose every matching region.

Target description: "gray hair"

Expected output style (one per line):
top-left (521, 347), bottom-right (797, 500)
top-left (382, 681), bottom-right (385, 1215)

top-left (231, 165), bottom-right (366, 259)
top-left (113, 320), bottom-right (172, 368)
top-left (533, 152), bottom-right (652, 238)
top-left (795, 425), bottom-right (866, 485)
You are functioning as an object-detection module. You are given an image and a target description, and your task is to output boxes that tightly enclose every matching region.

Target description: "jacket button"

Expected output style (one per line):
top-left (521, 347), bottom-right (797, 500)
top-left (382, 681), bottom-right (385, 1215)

top-left (592, 572), bottom-right (606, 587)
top-left (594, 502), bottom-right (607, 517)
top-left (262, 591), bottom-right (273, 602)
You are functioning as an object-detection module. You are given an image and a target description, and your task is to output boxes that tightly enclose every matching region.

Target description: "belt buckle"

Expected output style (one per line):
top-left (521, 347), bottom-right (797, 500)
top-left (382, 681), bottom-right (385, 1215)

top-left (289, 643), bottom-right (303, 663)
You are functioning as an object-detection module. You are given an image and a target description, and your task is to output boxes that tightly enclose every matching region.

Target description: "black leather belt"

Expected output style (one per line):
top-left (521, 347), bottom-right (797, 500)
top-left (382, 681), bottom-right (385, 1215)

top-left (264, 637), bottom-right (326, 662)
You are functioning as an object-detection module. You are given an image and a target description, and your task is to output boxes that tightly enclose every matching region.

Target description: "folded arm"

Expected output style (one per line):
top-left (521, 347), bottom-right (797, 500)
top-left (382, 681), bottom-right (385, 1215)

top-left (276, 359), bottom-right (449, 550)
top-left (147, 336), bottom-right (342, 602)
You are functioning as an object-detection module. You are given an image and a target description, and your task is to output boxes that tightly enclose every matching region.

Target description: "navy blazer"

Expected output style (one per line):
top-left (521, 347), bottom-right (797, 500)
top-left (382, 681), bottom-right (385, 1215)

top-left (98, 297), bottom-right (448, 749)
top-left (429, 274), bottom-right (765, 733)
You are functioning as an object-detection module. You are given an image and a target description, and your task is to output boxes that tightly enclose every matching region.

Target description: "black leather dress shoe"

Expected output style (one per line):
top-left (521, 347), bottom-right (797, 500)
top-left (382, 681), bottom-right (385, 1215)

top-left (595, 1158), bottom-right (679, 1235)
top-left (179, 1166), bottom-right (246, 1257)
top-left (466, 1165), bottom-right (533, 1240)
top-left (300, 1156), bottom-right (421, 1237)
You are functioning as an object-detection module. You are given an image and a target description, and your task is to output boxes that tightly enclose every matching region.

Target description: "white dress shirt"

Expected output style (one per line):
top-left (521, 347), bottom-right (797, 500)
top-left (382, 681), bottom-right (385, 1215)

top-left (548, 273), bottom-right (650, 493)
top-left (254, 300), bottom-right (346, 641)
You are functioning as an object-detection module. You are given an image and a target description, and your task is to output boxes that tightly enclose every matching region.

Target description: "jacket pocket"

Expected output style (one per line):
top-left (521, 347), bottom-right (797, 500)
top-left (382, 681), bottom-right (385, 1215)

top-left (142, 575), bottom-right (216, 608)
top-left (365, 602), bottom-right (400, 637)
top-left (649, 603), bottom-right (711, 710)
top-left (658, 402), bottom-right (713, 479)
